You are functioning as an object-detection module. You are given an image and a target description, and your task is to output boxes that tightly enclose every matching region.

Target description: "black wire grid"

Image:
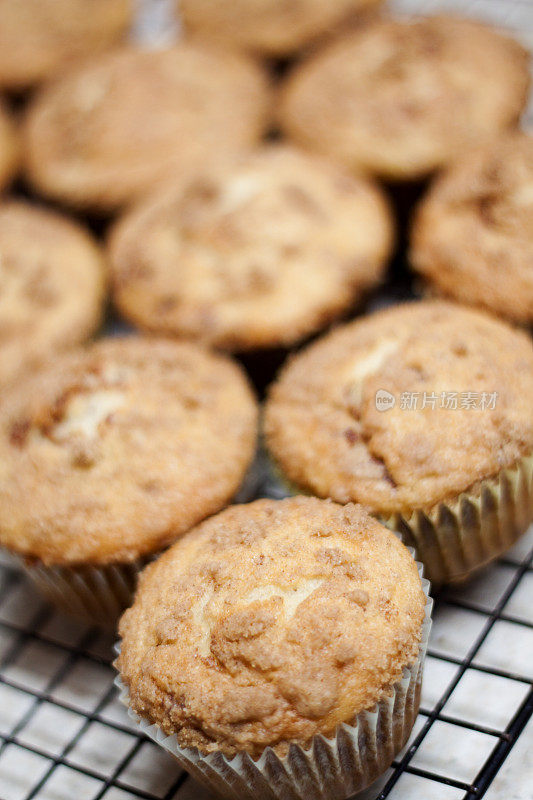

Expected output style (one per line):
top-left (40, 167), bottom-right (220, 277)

top-left (0, 511), bottom-right (532, 800)
top-left (0, 0), bottom-right (532, 798)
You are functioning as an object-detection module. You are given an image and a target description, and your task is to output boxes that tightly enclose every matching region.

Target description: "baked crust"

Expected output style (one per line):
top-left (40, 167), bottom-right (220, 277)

top-left (0, 200), bottom-right (105, 386)
top-left (279, 15), bottom-right (530, 180)
top-left (118, 496), bottom-right (425, 756)
top-left (108, 145), bottom-right (393, 350)
top-left (179, 0), bottom-right (383, 56)
top-left (23, 44), bottom-right (271, 211)
top-left (0, 0), bottom-right (132, 89)
top-left (411, 131), bottom-right (533, 323)
top-left (265, 301), bottom-right (533, 514)
top-left (0, 337), bottom-right (258, 564)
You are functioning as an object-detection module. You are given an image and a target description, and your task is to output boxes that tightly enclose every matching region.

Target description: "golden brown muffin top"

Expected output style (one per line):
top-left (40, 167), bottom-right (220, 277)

top-left (118, 497), bottom-right (425, 756)
top-left (0, 0), bottom-right (132, 90)
top-left (0, 100), bottom-right (19, 192)
top-left (0, 200), bottom-right (105, 386)
top-left (0, 337), bottom-right (258, 565)
top-left (108, 145), bottom-right (393, 351)
top-left (265, 301), bottom-right (533, 514)
top-left (23, 44), bottom-right (271, 211)
top-left (179, 0), bottom-right (383, 57)
top-left (411, 131), bottom-right (533, 324)
top-left (279, 15), bottom-right (530, 180)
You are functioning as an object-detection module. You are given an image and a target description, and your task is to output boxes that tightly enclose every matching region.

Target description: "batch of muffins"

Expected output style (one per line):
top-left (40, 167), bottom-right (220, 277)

top-left (0, 0), bottom-right (532, 798)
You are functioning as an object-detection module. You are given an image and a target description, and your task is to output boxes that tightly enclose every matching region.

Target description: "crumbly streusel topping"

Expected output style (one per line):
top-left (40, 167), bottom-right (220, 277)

top-left (0, 200), bottom-right (105, 386)
top-left (118, 497), bottom-right (425, 755)
top-left (412, 131), bottom-right (533, 323)
top-left (109, 145), bottom-right (393, 350)
top-left (0, 0), bottom-right (132, 89)
top-left (280, 15), bottom-right (530, 179)
top-left (23, 44), bottom-right (271, 210)
top-left (265, 301), bottom-right (533, 513)
top-left (0, 337), bottom-right (258, 564)
top-left (179, 0), bottom-right (382, 57)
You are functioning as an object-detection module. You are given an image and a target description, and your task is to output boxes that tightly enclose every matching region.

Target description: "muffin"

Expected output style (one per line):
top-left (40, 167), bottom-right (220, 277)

top-left (23, 44), bottom-right (271, 212)
top-left (0, 0), bottom-right (132, 90)
top-left (0, 337), bottom-right (258, 625)
top-left (179, 0), bottom-right (383, 57)
top-left (108, 145), bottom-right (393, 351)
top-left (0, 200), bottom-right (105, 386)
top-left (411, 131), bottom-right (533, 323)
top-left (0, 99), bottom-right (18, 192)
top-left (265, 301), bottom-right (533, 584)
top-left (116, 496), bottom-right (431, 800)
top-left (279, 15), bottom-right (530, 181)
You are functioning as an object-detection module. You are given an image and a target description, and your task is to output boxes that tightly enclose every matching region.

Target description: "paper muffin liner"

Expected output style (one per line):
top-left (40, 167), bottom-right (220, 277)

top-left (268, 453), bottom-right (533, 586)
top-left (114, 559), bottom-right (432, 800)
top-left (4, 460), bottom-right (262, 628)
top-left (13, 555), bottom-right (152, 629)
top-left (381, 453), bottom-right (533, 585)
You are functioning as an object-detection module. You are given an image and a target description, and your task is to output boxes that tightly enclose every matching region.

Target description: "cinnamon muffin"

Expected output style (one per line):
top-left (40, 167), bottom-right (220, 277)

top-left (0, 0), bottom-right (132, 90)
top-left (179, 0), bottom-right (383, 57)
top-left (411, 131), bottom-right (533, 323)
top-left (108, 145), bottom-right (393, 350)
top-left (279, 15), bottom-right (530, 181)
top-left (23, 44), bottom-right (271, 212)
top-left (0, 100), bottom-right (18, 192)
top-left (117, 496), bottom-right (431, 800)
top-left (0, 200), bottom-right (105, 386)
top-left (265, 301), bottom-right (533, 583)
top-left (0, 337), bottom-right (258, 624)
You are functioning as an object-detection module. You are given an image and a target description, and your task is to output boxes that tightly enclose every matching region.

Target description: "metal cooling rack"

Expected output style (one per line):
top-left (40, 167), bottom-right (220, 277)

top-left (1, 0), bottom-right (532, 798)
top-left (0, 517), bottom-right (532, 800)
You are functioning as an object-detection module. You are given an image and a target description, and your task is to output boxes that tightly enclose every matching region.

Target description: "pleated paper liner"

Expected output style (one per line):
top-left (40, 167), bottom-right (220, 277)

top-left (381, 452), bottom-right (533, 585)
top-left (266, 452), bottom-right (533, 586)
top-left (3, 459), bottom-right (263, 629)
top-left (114, 562), bottom-right (432, 800)
top-left (13, 556), bottom-right (152, 629)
